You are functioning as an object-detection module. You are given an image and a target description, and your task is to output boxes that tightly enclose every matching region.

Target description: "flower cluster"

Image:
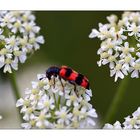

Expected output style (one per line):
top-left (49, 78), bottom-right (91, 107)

top-left (0, 11), bottom-right (44, 73)
top-left (89, 12), bottom-right (140, 81)
top-left (103, 107), bottom-right (140, 129)
top-left (16, 74), bottom-right (98, 129)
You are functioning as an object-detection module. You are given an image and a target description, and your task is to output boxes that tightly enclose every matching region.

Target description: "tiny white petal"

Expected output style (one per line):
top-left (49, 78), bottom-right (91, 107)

top-left (89, 29), bottom-right (99, 38)
top-left (16, 98), bottom-right (24, 107)
top-left (131, 70), bottom-right (139, 78)
top-left (36, 36), bottom-right (45, 44)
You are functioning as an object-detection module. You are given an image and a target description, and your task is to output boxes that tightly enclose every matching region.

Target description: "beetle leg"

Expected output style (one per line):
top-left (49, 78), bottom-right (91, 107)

top-left (53, 76), bottom-right (55, 88)
top-left (59, 77), bottom-right (65, 93)
top-left (52, 74), bottom-right (58, 88)
top-left (69, 81), bottom-right (78, 96)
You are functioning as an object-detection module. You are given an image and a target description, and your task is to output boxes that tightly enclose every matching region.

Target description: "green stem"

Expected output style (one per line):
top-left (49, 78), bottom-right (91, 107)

top-left (8, 71), bottom-right (23, 123)
top-left (53, 93), bottom-right (57, 109)
top-left (57, 96), bottom-right (61, 109)
top-left (103, 76), bottom-right (130, 126)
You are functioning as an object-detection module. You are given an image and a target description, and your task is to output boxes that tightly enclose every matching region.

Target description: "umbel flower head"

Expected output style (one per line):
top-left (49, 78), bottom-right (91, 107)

top-left (0, 11), bottom-right (44, 73)
top-left (16, 74), bottom-right (98, 129)
top-left (89, 12), bottom-right (140, 81)
top-left (103, 107), bottom-right (140, 129)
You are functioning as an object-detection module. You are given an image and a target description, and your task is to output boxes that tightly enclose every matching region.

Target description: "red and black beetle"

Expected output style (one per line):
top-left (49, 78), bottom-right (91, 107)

top-left (45, 66), bottom-right (89, 91)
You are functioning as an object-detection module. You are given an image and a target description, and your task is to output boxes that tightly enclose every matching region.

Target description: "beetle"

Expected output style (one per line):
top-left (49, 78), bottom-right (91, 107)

top-left (44, 66), bottom-right (89, 92)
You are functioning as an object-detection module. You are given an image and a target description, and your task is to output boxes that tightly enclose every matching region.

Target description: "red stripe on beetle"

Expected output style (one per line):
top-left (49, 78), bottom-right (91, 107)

top-left (81, 78), bottom-right (88, 88)
top-left (59, 68), bottom-right (67, 78)
top-left (68, 72), bottom-right (78, 81)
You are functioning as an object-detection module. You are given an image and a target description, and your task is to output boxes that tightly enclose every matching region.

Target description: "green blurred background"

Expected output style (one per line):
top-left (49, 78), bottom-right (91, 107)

top-left (1, 11), bottom-right (140, 128)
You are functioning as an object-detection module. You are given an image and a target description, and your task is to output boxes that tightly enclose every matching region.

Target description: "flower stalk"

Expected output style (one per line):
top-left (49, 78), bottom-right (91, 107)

top-left (103, 76), bottom-right (130, 125)
top-left (8, 71), bottom-right (23, 122)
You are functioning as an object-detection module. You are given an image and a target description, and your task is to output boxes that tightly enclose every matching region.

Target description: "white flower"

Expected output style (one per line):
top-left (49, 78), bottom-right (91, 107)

top-left (129, 12), bottom-right (140, 23)
top-left (5, 36), bottom-right (19, 49)
top-left (14, 50), bottom-right (27, 63)
top-left (110, 62), bottom-right (126, 82)
top-left (16, 74), bottom-right (98, 129)
top-left (0, 12), bottom-right (15, 28)
top-left (127, 23), bottom-right (140, 37)
top-left (103, 121), bottom-right (122, 129)
top-left (79, 117), bottom-right (97, 128)
top-left (65, 90), bottom-right (80, 107)
top-left (0, 11), bottom-right (45, 73)
top-left (89, 24), bottom-right (115, 40)
top-left (28, 34), bottom-right (45, 51)
top-left (55, 106), bottom-right (72, 125)
top-left (100, 38), bottom-right (118, 54)
top-left (131, 60), bottom-right (140, 78)
top-left (120, 55), bottom-right (135, 71)
top-left (115, 28), bottom-right (127, 44)
top-left (120, 42), bottom-right (135, 58)
top-left (97, 52), bottom-right (119, 69)
top-left (98, 24), bottom-right (115, 40)
top-left (89, 29), bottom-right (99, 38)
top-left (3, 57), bottom-right (18, 73)
top-left (123, 116), bottom-right (140, 129)
top-left (23, 21), bottom-right (40, 36)
top-left (132, 107), bottom-right (140, 117)
top-left (37, 94), bottom-right (55, 110)
top-left (107, 15), bottom-right (118, 25)
top-left (16, 98), bottom-right (26, 107)
top-left (89, 12), bottom-right (140, 81)
top-left (104, 107), bottom-right (140, 129)
top-left (10, 20), bottom-right (24, 33)
top-left (123, 107), bottom-right (140, 129)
